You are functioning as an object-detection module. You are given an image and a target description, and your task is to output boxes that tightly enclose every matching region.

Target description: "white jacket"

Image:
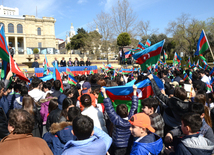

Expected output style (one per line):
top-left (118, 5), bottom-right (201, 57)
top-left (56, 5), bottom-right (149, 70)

top-left (82, 105), bottom-right (108, 133)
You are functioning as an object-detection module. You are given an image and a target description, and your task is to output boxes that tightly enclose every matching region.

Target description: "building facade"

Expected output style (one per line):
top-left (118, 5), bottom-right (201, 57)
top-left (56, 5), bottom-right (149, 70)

top-left (0, 10), bottom-right (57, 55)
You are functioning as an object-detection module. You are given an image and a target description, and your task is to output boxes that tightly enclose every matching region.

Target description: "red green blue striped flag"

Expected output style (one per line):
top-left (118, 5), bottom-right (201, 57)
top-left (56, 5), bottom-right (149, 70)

top-left (210, 67), bottom-right (214, 77)
top-left (195, 30), bottom-right (209, 56)
top-left (55, 68), bottom-right (64, 92)
top-left (133, 40), bottom-right (165, 71)
top-left (125, 51), bottom-right (132, 59)
top-left (206, 83), bottom-right (212, 92)
top-left (145, 39), bottom-right (151, 47)
top-left (183, 73), bottom-right (189, 81)
top-left (104, 79), bottom-right (153, 112)
top-left (68, 74), bottom-right (77, 86)
top-left (66, 67), bottom-right (74, 77)
top-left (44, 54), bottom-right (50, 75)
top-left (137, 42), bottom-right (148, 50)
top-left (173, 52), bottom-right (182, 65)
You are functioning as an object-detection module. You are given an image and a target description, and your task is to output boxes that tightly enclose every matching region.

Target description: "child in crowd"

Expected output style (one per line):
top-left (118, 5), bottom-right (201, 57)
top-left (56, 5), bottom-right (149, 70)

top-left (165, 113), bottom-right (214, 155)
top-left (62, 115), bottom-right (112, 155)
top-left (43, 107), bottom-right (81, 155)
top-left (129, 113), bottom-right (163, 155)
top-left (141, 97), bottom-right (165, 138)
top-left (101, 85), bottom-right (138, 155)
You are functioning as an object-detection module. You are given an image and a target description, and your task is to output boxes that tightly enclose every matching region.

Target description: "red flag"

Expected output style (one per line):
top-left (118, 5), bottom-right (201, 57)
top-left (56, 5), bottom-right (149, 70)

top-left (55, 68), bottom-right (64, 91)
top-left (10, 55), bottom-right (30, 82)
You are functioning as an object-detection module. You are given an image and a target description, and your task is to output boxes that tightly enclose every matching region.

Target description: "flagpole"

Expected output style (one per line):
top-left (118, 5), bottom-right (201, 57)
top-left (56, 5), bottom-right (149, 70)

top-left (203, 29), bottom-right (214, 60)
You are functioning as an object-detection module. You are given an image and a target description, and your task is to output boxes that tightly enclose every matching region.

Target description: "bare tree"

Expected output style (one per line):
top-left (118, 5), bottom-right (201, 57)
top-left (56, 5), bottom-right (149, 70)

top-left (111, 0), bottom-right (137, 36)
top-left (137, 20), bottom-right (159, 37)
top-left (94, 11), bottom-right (114, 63)
top-left (166, 13), bottom-right (205, 57)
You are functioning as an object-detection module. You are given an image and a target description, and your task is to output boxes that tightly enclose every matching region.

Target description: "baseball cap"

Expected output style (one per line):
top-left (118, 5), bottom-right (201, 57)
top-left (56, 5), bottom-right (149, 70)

top-left (82, 82), bottom-right (91, 94)
top-left (129, 113), bottom-right (155, 133)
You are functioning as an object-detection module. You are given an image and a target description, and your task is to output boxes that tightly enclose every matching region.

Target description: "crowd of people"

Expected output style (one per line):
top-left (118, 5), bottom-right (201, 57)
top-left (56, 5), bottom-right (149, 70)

top-left (0, 64), bottom-right (214, 155)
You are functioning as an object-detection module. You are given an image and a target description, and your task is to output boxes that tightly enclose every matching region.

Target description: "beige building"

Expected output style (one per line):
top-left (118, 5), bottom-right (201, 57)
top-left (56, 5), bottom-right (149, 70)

top-left (0, 13), bottom-right (57, 55)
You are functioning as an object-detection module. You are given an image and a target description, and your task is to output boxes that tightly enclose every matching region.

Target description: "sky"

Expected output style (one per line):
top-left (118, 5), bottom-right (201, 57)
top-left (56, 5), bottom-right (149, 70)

top-left (3, 0), bottom-right (214, 40)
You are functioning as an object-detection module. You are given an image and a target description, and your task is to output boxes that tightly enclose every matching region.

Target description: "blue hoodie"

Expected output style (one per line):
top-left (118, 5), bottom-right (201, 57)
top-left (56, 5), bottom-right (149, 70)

top-left (130, 133), bottom-right (163, 155)
top-left (62, 127), bottom-right (112, 155)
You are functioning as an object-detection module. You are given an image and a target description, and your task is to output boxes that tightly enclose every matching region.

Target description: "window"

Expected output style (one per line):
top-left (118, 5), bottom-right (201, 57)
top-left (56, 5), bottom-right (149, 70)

top-left (0, 22), bottom-right (5, 31)
top-left (37, 27), bottom-right (41, 35)
top-left (8, 23), bottom-right (14, 33)
top-left (38, 42), bottom-right (42, 48)
top-left (17, 24), bottom-right (23, 33)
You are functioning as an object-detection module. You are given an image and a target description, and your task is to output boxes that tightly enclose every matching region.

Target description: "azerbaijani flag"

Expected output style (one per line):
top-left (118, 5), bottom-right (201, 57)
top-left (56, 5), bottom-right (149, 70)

top-left (130, 48), bottom-right (142, 53)
top-left (66, 67), bottom-right (74, 77)
top-left (137, 42), bottom-right (148, 50)
top-left (55, 68), bottom-right (64, 92)
top-left (146, 64), bottom-right (151, 72)
top-left (206, 83), bottom-right (212, 92)
top-left (195, 30), bottom-right (209, 56)
top-left (68, 74), bottom-right (77, 86)
top-left (44, 54), bottom-right (50, 75)
top-left (173, 52), bottom-right (182, 65)
top-left (210, 67), bottom-right (214, 77)
top-left (188, 57), bottom-right (191, 68)
top-left (104, 79), bottom-right (153, 112)
top-left (125, 51), bottom-right (132, 59)
top-left (183, 73), bottom-right (189, 81)
top-left (133, 40), bottom-right (165, 71)
top-left (204, 64), bottom-right (210, 70)
top-left (145, 39), bottom-right (151, 47)
top-left (90, 70), bottom-right (94, 75)
top-left (122, 69), bottom-right (132, 74)
top-left (199, 54), bottom-right (207, 61)
top-left (196, 59), bottom-right (199, 67)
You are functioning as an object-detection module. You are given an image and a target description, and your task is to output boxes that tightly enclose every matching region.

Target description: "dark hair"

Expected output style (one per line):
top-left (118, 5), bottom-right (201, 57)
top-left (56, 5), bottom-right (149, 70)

top-left (182, 113), bottom-right (202, 133)
top-left (67, 107), bottom-right (81, 122)
top-left (22, 95), bottom-right (35, 115)
top-left (0, 81), bottom-right (5, 90)
top-left (163, 70), bottom-right (168, 76)
top-left (73, 115), bottom-right (94, 140)
top-left (14, 84), bottom-right (22, 92)
top-left (90, 75), bottom-right (97, 84)
top-left (141, 97), bottom-right (159, 112)
top-left (64, 87), bottom-right (76, 97)
top-left (31, 77), bottom-right (41, 88)
top-left (97, 79), bottom-right (106, 87)
top-left (174, 87), bottom-right (187, 101)
top-left (20, 86), bottom-right (28, 96)
top-left (199, 69), bottom-right (205, 74)
top-left (53, 80), bottom-right (61, 91)
top-left (192, 71), bottom-right (199, 80)
top-left (191, 102), bottom-right (204, 115)
top-left (8, 109), bottom-right (35, 134)
top-left (43, 82), bottom-right (52, 90)
top-left (80, 94), bottom-right (92, 108)
top-left (174, 70), bottom-right (180, 76)
top-left (194, 94), bottom-right (212, 127)
top-left (48, 99), bottom-right (58, 113)
top-left (61, 98), bottom-right (75, 118)
top-left (116, 104), bottom-right (128, 118)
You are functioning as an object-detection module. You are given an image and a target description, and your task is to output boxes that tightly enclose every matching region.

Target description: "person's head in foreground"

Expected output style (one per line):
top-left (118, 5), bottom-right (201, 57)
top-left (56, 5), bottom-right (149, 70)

top-left (72, 115), bottom-right (94, 140)
top-left (181, 112), bottom-right (202, 135)
top-left (8, 109), bottom-right (34, 134)
top-left (129, 113), bottom-right (155, 138)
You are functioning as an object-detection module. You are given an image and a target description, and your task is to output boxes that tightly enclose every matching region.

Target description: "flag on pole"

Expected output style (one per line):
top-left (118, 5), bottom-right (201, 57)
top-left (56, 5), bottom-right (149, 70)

top-left (125, 51), bottom-right (132, 59)
top-left (173, 52), bottom-right (182, 65)
top-left (44, 54), bottom-right (50, 75)
top-left (183, 73), bottom-right (189, 81)
top-left (188, 56), bottom-right (191, 68)
top-left (137, 42), bottom-right (148, 50)
top-left (145, 39), bottom-right (151, 47)
top-left (206, 83), bottom-right (212, 92)
top-left (55, 68), bottom-right (64, 92)
top-left (133, 40), bottom-right (165, 71)
top-left (195, 30), bottom-right (209, 56)
top-left (68, 74), bottom-right (77, 85)
top-left (196, 60), bottom-right (199, 67)
top-left (10, 55), bottom-right (30, 82)
top-left (210, 67), bottom-right (214, 77)
top-left (66, 67), bottom-right (74, 77)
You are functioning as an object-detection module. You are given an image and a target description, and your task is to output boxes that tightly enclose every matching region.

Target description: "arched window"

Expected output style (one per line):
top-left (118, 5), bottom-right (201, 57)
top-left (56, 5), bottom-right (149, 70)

top-left (0, 22), bottom-right (5, 31)
top-left (17, 24), bottom-right (23, 33)
top-left (8, 23), bottom-right (14, 33)
top-left (37, 27), bottom-right (41, 35)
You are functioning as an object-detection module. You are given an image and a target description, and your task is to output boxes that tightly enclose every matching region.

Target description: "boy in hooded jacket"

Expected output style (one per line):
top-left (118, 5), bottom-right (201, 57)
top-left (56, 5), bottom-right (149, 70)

top-left (165, 113), bottom-right (214, 155)
top-left (129, 113), bottom-right (163, 155)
